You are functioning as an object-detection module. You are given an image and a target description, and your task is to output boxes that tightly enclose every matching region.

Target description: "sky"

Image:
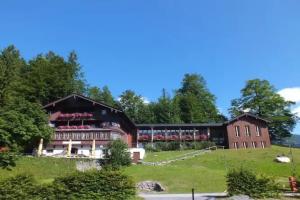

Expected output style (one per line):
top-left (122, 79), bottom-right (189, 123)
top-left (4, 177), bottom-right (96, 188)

top-left (1, 0), bottom-right (300, 134)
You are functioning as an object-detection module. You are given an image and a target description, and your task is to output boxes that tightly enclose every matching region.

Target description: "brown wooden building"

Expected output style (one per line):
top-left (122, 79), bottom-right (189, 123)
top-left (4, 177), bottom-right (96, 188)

top-left (41, 94), bottom-right (271, 158)
top-left (137, 113), bottom-right (271, 149)
top-left (42, 94), bottom-right (137, 158)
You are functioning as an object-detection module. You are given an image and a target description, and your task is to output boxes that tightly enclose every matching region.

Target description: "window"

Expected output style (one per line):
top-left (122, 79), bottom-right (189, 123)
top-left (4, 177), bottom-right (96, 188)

top-left (256, 126), bottom-right (261, 136)
top-left (233, 142), bottom-right (239, 149)
top-left (46, 149), bottom-right (53, 153)
top-left (245, 125), bottom-right (251, 136)
top-left (251, 141), bottom-right (257, 148)
top-left (111, 132), bottom-right (121, 140)
top-left (101, 110), bottom-right (107, 115)
top-left (261, 141), bottom-right (265, 149)
top-left (235, 126), bottom-right (240, 137)
top-left (242, 142), bottom-right (247, 149)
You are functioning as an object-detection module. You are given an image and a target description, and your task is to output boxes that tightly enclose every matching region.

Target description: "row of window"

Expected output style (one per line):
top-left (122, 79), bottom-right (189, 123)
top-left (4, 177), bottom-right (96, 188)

top-left (138, 129), bottom-right (200, 134)
top-left (233, 141), bottom-right (266, 149)
top-left (234, 125), bottom-right (261, 137)
top-left (54, 132), bottom-right (111, 140)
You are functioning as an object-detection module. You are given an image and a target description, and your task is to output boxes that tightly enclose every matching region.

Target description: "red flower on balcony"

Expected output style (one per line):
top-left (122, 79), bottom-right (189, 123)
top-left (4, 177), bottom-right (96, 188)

top-left (200, 134), bottom-right (208, 140)
top-left (170, 135), bottom-right (179, 140)
top-left (154, 135), bottom-right (164, 140)
top-left (184, 135), bottom-right (193, 140)
top-left (139, 135), bottom-right (150, 141)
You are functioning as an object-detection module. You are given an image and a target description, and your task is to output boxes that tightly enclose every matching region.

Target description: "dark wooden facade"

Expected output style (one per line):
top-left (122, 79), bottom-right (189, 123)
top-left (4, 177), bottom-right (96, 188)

top-left (43, 94), bottom-right (137, 148)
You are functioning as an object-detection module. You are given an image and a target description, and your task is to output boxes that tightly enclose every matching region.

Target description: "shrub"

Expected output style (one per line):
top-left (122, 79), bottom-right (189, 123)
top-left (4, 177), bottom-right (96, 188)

top-left (105, 139), bottom-right (131, 169)
top-left (0, 151), bottom-right (16, 169)
top-left (192, 141), bottom-right (216, 150)
top-left (226, 168), bottom-right (280, 198)
top-left (0, 170), bottom-right (136, 200)
top-left (154, 142), bottom-right (169, 151)
top-left (144, 141), bottom-right (216, 152)
top-left (53, 170), bottom-right (136, 200)
top-left (0, 174), bottom-right (36, 200)
top-left (167, 141), bottom-right (181, 150)
top-left (144, 143), bottom-right (159, 152)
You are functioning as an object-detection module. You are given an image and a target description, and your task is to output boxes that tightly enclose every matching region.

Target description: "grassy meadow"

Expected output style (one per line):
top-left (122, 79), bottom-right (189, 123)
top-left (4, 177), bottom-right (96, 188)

top-left (0, 146), bottom-right (299, 193)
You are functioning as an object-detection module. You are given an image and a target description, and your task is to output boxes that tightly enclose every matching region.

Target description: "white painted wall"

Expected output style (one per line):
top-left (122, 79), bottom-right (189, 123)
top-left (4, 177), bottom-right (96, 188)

top-left (129, 148), bottom-right (146, 160)
top-left (42, 145), bottom-right (146, 160)
top-left (43, 145), bottom-right (106, 159)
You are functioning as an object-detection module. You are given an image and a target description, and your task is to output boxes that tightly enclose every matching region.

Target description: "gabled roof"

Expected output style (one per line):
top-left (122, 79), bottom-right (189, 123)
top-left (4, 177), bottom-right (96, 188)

top-left (43, 93), bottom-right (122, 111)
top-left (43, 94), bottom-right (136, 129)
top-left (136, 123), bottom-right (223, 128)
top-left (225, 113), bottom-right (270, 124)
top-left (137, 113), bottom-right (269, 129)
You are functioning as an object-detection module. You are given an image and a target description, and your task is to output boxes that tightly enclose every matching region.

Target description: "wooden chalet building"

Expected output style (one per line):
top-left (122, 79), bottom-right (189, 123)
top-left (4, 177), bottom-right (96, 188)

top-left (40, 94), bottom-right (271, 159)
top-left (41, 94), bottom-right (141, 159)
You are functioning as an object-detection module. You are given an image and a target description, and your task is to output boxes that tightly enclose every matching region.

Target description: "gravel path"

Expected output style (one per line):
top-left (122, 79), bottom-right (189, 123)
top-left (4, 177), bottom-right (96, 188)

top-left (139, 193), bottom-right (227, 200)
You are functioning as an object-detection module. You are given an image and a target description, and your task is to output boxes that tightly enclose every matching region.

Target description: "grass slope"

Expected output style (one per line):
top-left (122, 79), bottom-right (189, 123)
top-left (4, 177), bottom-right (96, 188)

top-left (0, 157), bottom-right (77, 183)
top-left (0, 146), bottom-right (299, 193)
top-left (124, 146), bottom-right (300, 193)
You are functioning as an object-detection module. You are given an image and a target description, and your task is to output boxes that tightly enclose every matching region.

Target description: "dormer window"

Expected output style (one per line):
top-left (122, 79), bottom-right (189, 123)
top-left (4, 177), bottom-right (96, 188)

top-left (101, 110), bottom-right (107, 115)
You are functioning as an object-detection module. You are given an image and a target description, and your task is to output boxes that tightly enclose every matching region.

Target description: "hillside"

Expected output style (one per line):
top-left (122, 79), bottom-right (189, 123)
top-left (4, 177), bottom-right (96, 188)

top-left (124, 146), bottom-right (300, 193)
top-left (0, 146), bottom-right (299, 193)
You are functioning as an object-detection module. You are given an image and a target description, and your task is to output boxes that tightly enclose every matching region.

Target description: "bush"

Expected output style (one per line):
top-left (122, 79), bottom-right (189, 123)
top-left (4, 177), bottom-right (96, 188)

top-left (0, 174), bottom-right (37, 200)
top-left (53, 170), bottom-right (136, 200)
top-left (0, 170), bottom-right (136, 200)
top-left (144, 141), bottom-right (216, 152)
top-left (167, 141), bottom-right (181, 150)
top-left (144, 143), bottom-right (159, 152)
top-left (227, 168), bottom-right (280, 198)
top-left (105, 139), bottom-right (131, 169)
top-left (192, 141), bottom-right (216, 150)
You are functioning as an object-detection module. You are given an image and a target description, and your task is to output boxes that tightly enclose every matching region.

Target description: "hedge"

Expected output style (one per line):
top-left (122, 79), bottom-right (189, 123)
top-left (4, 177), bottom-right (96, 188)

top-left (0, 170), bottom-right (136, 200)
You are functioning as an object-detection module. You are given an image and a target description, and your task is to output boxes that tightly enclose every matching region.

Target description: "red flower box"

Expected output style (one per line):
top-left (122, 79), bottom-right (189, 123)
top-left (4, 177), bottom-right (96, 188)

top-left (200, 134), bottom-right (208, 140)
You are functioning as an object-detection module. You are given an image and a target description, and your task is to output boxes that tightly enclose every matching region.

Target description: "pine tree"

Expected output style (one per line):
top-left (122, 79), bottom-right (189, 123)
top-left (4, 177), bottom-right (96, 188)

top-left (175, 73), bottom-right (219, 123)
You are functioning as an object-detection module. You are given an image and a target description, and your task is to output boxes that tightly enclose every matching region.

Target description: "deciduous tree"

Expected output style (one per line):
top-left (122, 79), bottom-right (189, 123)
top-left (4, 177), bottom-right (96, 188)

top-left (22, 51), bottom-right (86, 104)
top-left (229, 79), bottom-right (297, 139)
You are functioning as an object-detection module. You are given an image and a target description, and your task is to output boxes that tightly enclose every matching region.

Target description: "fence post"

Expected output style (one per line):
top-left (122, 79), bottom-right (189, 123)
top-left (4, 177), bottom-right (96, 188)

top-left (192, 188), bottom-right (195, 200)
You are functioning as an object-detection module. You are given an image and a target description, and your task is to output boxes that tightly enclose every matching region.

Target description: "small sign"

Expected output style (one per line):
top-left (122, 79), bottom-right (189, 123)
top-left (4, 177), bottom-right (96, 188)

top-left (62, 141), bottom-right (81, 144)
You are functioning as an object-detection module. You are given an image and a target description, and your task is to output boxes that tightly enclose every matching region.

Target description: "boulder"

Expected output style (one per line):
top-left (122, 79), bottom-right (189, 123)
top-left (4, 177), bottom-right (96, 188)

top-left (137, 181), bottom-right (165, 192)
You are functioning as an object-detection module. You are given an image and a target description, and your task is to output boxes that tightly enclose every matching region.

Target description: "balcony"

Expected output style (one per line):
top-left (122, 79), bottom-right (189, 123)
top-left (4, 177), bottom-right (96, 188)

top-left (54, 130), bottom-right (112, 141)
top-left (138, 134), bottom-right (209, 142)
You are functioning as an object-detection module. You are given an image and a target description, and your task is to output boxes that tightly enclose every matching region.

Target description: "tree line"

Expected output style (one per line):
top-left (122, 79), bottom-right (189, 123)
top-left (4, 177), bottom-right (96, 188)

top-left (0, 45), bottom-right (297, 168)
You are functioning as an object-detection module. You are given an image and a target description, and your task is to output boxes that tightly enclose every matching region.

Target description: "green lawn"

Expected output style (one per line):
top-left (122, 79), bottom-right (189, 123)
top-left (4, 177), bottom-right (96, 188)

top-left (143, 149), bottom-right (196, 162)
top-left (124, 146), bottom-right (300, 193)
top-left (0, 146), bottom-right (299, 193)
top-left (0, 157), bottom-right (77, 183)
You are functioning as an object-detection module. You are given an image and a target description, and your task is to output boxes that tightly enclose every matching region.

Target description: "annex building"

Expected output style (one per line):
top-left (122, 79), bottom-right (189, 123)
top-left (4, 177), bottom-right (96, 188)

top-left (40, 94), bottom-right (271, 159)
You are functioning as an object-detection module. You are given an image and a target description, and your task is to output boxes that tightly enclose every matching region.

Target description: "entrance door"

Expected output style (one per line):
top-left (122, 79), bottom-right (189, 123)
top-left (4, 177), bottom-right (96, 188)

top-left (71, 148), bottom-right (78, 155)
top-left (132, 152), bottom-right (140, 163)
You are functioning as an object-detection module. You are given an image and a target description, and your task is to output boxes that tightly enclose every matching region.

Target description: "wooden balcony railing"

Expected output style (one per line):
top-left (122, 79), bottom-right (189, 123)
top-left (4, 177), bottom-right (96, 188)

top-left (138, 134), bottom-right (209, 142)
top-left (54, 131), bottom-right (111, 141)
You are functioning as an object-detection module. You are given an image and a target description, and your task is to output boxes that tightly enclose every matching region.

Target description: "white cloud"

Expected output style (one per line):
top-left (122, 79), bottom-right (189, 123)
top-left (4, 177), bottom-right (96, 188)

top-left (116, 96), bottom-right (150, 104)
top-left (141, 97), bottom-right (150, 104)
top-left (278, 87), bottom-right (300, 103)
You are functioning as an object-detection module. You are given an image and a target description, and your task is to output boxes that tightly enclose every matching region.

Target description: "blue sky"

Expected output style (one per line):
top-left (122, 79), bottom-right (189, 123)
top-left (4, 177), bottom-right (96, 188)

top-left (1, 0), bottom-right (300, 134)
